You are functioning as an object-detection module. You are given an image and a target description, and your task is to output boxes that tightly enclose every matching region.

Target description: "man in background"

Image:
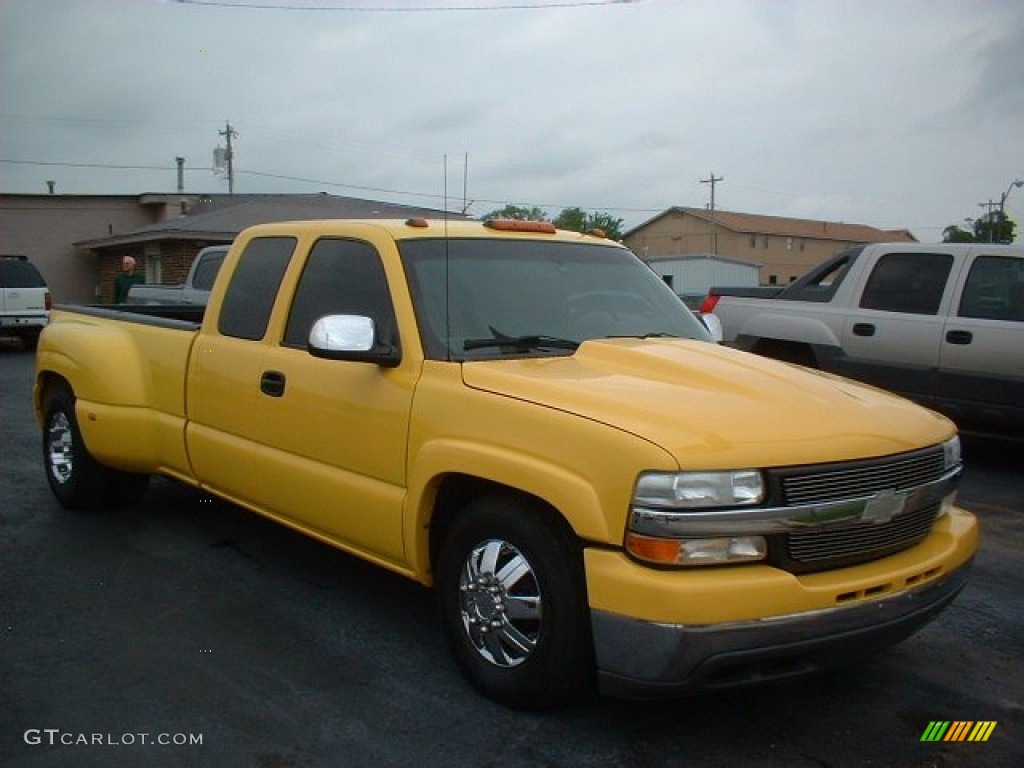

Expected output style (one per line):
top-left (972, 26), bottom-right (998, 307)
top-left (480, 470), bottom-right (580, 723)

top-left (113, 256), bottom-right (144, 304)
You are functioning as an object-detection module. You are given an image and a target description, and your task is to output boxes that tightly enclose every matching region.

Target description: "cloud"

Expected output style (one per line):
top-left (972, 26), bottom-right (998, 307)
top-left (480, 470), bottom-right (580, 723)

top-left (2, 0), bottom-right (1023, 239)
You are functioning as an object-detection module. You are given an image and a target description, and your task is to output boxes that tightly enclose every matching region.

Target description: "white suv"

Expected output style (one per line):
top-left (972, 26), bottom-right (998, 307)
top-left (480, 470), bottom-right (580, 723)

top-left (1, 255), bottom-right (50, 350)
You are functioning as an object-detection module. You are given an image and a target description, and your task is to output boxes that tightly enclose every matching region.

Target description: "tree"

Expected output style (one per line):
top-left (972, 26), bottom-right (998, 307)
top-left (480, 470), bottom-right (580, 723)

top-left (585, 212), bottom-right (626, 241)
top-left (552, 207), bottom-right (588, 233)
top-left (973, 212), bottom-right (1016, 244)
top-left (942, 225), bottom-right (975, 243)
top-left (481, 205), bottom-right (549, 222)
top-left (552, 207), bottom-right (626, 240)
top-left (480, 204), bottom-right (626, 241)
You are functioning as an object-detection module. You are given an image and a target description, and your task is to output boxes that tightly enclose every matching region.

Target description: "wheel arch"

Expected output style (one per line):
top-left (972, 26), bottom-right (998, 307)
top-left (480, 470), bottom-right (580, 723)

top-left (404, 438), bottom-right (618, 585)
top-left (426, 474), bottom-right (582, 586)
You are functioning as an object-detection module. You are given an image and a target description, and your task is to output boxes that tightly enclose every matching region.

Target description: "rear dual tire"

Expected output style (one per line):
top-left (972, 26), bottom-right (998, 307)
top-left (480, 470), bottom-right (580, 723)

top-left (42, 385), bottom-right (149, 509)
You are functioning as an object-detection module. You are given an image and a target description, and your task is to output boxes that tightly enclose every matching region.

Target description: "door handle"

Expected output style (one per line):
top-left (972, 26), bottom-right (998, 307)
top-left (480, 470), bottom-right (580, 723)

top-left (945, 330), bottom-right (973, 345)
top-left (260, 370), bottom-right (286, 397)
top-left (852, 323), bottom-right (875, 337)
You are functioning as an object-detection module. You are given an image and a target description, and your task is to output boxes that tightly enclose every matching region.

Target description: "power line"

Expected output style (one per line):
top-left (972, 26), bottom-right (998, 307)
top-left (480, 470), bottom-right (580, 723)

top-left (174, 0), bottom-right (639, 10)
top-left (0, 159), bottom-right (184, 171)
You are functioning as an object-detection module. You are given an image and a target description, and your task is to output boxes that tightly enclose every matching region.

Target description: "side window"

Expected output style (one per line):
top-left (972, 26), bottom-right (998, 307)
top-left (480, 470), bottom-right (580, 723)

top-left (283, 238), bottom-right (396, 348)
top-left (218, 237), bottom-right (296, 340)
top-left (959, 255), bottom-right (1024, 322)
top-left (859, 253), bottom-right (953, 315)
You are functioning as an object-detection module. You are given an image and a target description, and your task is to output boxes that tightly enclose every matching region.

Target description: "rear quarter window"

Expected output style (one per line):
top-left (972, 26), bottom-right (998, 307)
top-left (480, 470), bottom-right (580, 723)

top-left (217, 238), bottom-right (296, 340)
top-left (958, 255), bottom-right (1024, 322)
top-left (859, 252), bottom-right (953, 315)
top-left (0, 258), bottom-right (48, 288)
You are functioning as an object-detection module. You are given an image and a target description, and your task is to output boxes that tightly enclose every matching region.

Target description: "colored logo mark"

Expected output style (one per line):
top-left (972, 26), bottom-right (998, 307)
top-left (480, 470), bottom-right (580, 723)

top-left (921, 721), bottom-right (997, 742)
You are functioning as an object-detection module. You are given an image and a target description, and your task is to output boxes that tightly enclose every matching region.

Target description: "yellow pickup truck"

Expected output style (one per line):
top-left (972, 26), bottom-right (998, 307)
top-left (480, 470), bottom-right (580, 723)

top-left (34, 219), bottom-right (977, 708)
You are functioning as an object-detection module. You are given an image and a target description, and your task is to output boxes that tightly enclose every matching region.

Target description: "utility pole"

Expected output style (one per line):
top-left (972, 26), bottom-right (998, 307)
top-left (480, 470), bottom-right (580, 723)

top-left (219, 121), bottom-right (238, 194)
top-left (701, 172), bottom-right (724, 254)
top-left (978, 199), bottom-right (999, 242)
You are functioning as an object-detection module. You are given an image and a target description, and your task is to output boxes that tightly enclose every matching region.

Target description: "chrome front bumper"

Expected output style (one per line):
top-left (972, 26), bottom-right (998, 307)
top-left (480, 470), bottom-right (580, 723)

top-left (592, 560), bottom-right (971, 699)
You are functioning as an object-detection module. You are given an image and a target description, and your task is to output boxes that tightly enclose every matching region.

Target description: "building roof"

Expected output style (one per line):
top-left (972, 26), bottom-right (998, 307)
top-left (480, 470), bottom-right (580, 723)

top-left (625, 206), bottom-right (917, 243)
top-left (643, 251), bottom-right (763, 268)
top-left (75, 193), bottom-right (466, 249)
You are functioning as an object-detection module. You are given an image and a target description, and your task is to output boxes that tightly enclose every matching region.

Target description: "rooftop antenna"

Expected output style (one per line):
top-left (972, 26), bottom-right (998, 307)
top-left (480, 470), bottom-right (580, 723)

top-left (444, 154), bottom-right (452, 361)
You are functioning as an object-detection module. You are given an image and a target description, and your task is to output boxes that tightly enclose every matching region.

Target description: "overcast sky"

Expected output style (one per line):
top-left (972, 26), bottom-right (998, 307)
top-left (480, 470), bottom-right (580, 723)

top-left (2, 0), bottom-right (1022, 240)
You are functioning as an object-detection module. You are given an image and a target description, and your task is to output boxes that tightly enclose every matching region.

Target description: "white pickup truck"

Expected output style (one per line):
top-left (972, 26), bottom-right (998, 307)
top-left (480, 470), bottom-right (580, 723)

top-left (126, 245), bottom-right (227, 306)
top-left (702, 242), bottom-right (1024, 439)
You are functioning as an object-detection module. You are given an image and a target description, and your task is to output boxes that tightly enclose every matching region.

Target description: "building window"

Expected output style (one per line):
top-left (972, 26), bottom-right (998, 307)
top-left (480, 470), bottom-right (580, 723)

top-left (143, 244), bottom-right (161, 283)
top-left (769, 274), bottom-right (778, 285)
top-left (749, 234), bottom-right (756, 248)
top-left (786, 237), bottom-right (793, 251)
top-left (762, 235), bottom-right (769, 249)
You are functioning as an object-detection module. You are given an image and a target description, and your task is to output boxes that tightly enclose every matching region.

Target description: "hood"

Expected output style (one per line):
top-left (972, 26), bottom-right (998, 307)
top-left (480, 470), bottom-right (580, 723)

top-left (461, 339), bottom-right (953, 469)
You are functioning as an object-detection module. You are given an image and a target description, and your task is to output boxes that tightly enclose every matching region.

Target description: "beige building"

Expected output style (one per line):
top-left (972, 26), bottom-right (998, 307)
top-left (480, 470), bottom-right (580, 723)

top-left (0, 193), bottom-right (190, 304)
top-left (1, 193), bottom-right (460, 304)
top-left (624, 207), bottom-right (916, 285)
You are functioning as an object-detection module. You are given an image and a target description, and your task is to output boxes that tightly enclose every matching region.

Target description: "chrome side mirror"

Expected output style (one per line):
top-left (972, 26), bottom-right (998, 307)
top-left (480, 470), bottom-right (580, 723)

top-left (308, 315), bottom-right (401, 367)
top-left (698, 312), bottom-right (723, 343)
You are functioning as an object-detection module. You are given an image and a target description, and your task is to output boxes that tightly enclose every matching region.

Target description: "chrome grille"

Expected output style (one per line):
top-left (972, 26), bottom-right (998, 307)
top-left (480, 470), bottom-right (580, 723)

top-left (768, 446), bottom-right (952, 574)
top-left (780, 447), bottom-right (946, 506)
top-left (786, 503), bottom-right (939, 563)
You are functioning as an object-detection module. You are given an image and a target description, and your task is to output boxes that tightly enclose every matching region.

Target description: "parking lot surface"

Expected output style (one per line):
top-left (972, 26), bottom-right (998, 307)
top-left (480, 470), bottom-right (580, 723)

top-left (2, 342), bottom-right (1021, 767)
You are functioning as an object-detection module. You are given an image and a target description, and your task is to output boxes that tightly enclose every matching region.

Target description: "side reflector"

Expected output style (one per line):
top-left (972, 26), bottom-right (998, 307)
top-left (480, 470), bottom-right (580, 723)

top-left (484, 219), bottom-right (557, 234)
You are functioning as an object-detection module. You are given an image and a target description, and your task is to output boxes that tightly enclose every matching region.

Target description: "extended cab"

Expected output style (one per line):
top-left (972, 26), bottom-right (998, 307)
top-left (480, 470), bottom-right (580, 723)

top-left (35, 220), bottom-right (977, 707)
top-left (126, 245), bottom-right (227, 306)
top-left (703, 243), bottom-right (1024, 439)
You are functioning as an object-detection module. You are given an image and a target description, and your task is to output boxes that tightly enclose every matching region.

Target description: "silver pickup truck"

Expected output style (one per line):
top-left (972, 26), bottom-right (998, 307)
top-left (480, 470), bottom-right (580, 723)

top-left (702, 242), bottom-right (1024, 439)
top-left (126, 245), bottom-right (227, 306)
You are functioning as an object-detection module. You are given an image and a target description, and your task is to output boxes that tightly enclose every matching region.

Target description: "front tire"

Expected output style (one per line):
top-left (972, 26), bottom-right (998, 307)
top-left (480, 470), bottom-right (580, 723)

top-left (42, 385), bottom-right (149, 509)
top-left (437, 494), bottom-right (594, 709)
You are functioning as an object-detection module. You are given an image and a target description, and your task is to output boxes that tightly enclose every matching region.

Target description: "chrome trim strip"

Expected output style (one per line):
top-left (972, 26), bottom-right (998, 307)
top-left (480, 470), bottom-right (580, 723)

top-left (629, 466), bottom-right (960, 537)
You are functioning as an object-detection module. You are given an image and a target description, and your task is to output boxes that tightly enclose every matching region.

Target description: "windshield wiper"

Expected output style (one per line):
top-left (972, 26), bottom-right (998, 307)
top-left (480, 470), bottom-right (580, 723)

top-left (464, 330), bottom-right (580, 352)
top-left (605, 332), bottom-right (682, 339)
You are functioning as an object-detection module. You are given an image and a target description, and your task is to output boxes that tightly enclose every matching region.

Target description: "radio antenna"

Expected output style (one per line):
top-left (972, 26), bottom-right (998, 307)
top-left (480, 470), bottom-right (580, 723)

top-left (443, 154), bottom-right (452, 361)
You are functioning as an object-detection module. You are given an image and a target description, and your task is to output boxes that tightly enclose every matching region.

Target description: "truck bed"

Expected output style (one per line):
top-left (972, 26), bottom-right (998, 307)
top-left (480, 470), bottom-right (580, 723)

top-left (57, 303), bottom-right (205, 329)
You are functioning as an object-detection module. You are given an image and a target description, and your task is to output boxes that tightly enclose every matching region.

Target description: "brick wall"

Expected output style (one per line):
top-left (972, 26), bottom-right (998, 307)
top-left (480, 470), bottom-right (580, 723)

top-left (96, 240), bottom-right (214, 303)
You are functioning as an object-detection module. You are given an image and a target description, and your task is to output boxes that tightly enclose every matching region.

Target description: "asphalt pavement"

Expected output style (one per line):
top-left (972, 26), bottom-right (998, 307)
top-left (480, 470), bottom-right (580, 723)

top-left (1, 340), bottom-right (1021, 767)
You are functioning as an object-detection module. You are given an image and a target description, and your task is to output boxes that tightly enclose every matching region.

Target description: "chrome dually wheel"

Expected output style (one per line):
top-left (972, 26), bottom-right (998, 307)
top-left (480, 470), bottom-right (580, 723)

top-left (459, 538), bottom-right (542, 668)
top-left (40, 384), bottom-right (149, 509)
top-left (46, 410), bottom-right (75, 486)
top-left (438, 495), bottom-right (594, 709)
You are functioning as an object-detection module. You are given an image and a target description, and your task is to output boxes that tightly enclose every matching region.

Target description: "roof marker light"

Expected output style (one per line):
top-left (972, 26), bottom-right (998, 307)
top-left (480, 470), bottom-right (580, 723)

top-left (405, 218), bottom-right (430, 228)
top-left (484, 219), bottom-right (557, 234)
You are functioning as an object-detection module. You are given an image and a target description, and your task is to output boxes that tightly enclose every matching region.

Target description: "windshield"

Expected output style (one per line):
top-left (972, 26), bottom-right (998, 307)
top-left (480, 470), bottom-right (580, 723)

top-left (400, 238), bottom-right (710, 360)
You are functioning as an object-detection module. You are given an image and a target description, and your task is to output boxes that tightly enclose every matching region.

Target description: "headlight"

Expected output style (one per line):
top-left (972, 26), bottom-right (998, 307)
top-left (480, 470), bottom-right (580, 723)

top-left (633, 470), bottom-right (764, 509)
top-left (939, 436), bottom-right (962, 518)
top-left (942, 436), bottom-right (961, 471)
top-left (628, 470), bottom-right (766, 566)
top-left (625, 532), bottom-right (766, 566)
